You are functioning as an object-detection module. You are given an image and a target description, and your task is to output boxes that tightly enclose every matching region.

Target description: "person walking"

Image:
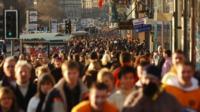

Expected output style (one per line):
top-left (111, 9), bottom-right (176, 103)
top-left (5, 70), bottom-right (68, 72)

top-left (72, 82), bottom-right (118, 112)
top-left (43, 61), bottom-right (88, 112)
top-left (122, 65), bottom-right (182, 112)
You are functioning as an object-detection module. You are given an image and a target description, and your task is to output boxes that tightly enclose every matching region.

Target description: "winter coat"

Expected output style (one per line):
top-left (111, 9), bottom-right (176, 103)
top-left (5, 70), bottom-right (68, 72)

top-left (122, 88), bottom-right (182, 112)
top-left (42, 78), bottom-right (88, 112)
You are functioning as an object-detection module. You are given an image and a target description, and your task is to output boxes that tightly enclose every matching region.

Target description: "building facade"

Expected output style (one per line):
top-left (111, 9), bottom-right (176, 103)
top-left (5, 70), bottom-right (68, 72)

top-left (59, 0), bottom-right (82, 19)
top-left (81, 0), bottom-right (100, 18)
top-left (82, 0), bottom-right (94, 18)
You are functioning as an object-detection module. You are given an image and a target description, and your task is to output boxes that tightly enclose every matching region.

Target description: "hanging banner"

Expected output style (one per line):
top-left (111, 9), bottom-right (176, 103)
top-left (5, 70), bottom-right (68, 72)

top-left (29, 11), bottom-right (38, 22)
top-left (98, 0), bottom-right (104, 8)
top-left (26, 10), bottom-right (38, 32)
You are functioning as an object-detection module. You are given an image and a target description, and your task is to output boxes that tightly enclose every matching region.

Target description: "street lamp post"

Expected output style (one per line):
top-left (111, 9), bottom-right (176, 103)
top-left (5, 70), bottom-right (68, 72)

top-left (182, 0), bottom-right (188, 57)
top-left (33, 0), bottom-right (38, 32)
top-left (190, 0), bottom-right (196, 63)
top-left (33, 0), bottom-right (38, 7)
top-left (172, 0), bottom-right (178, 53)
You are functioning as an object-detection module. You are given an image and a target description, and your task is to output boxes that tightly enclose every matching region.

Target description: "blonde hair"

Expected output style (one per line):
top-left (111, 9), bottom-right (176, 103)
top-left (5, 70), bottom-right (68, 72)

top-left (101, 53), bottom-right (111, 66)
top-left (97, 68), bottom-right (114, 82)
top-left (4, 56), bottom-right (16, 64)
top-left (15, 60), bottom-right (32, 73)
top-left (19, 54), bottom-right (26, 60)
top-left (3, 56), bottom-right (16, 68)
top-left (87, 61), bottom-right (101, 71)
top-left (35, 65), bottom-right (51, 78)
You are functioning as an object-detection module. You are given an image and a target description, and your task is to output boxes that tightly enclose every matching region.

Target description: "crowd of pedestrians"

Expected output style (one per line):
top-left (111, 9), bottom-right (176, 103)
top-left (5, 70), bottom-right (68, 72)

top-left (0, 36), bottom-right (199, 112)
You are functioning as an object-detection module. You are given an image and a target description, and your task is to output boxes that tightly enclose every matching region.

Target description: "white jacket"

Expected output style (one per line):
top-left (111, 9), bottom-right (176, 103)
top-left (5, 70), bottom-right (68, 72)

top-left (165, 76), bottom-right (199, 91)
top-left (27, 96), bottom-right (40, 112)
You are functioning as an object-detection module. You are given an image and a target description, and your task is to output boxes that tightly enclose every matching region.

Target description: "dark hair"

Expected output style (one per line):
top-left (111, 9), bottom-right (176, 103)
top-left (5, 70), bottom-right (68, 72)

top-left (90, 82), bottom-right (108, 91)
top-left (0, 55), bottom-right (4, 60)
top-left (82, 70), bottom-right (98, 88)
top-left (37, 74), bottom-right (55, 97)
top-left (138, 61), bottom-right (150, 67)
top-left (144, 65), bottom-right (161, 79)
top-left (179, 61), bottom-right (195, 70)
top-left (90, 52), bottom-right (98, 60)
top-left (185, 61), bottom-right (194, 67)
top-left (52, 53), bottom-right (59, 59)
top-left (119, 52), bottom-right (132, 64)
top-left (73, 53), bottom-right (80, 62)
top-left (118, 66), bottom-right (136, 79)
top-left (36, 74), bottom-right (55, 112)
top-left (0, 87), bottom-right (18, 112)
top-left (164, 49), bottom-right (172, 57)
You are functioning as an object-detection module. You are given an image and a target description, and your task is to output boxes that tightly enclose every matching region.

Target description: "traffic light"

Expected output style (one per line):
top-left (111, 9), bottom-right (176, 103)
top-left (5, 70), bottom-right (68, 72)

top-left (0, 15), bottom-right (4, 39)
top-left (65, 19), bottom-right (71, 34)
top-left (4, 10), bottom-right (19, 39)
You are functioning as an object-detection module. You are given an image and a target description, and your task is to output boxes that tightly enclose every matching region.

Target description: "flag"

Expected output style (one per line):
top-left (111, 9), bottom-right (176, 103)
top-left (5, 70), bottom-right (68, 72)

top-left (98, 0), bottom-right (104, 8)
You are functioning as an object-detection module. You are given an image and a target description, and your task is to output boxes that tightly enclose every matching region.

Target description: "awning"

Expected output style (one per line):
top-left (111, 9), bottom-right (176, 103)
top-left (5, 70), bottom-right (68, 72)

top-left (20, 33), bottom-right (71, 41)
top-left (71, 31), bottom-right (89, 37)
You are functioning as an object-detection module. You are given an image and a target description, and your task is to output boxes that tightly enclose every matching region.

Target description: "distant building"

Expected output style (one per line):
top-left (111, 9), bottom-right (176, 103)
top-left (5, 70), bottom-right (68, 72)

top-left (92, 0), bottom-right (98, 8)
top-left (82, 0), bottom-right (107, 18)
top-left (27, 0), bottom-right (34, 6)
top-left (59, 0), bottom-right (82, 19)
top-left (81, 0), bottom-right (93, 18)
top-left (82, 0), bottom-right (93, 9)
top-left (0, 1), bottom-right (3, 14)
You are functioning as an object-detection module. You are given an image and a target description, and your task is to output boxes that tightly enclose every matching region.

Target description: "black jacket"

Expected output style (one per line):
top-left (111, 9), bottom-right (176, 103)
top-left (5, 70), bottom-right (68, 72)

top-left (14, 82), bottom-right (36, 112)
top-left (0, 76), bottom-right (15, 87)
top-left (48, 64), bottom-right (62, 83)
top-left (43, 78), bottom-right (88, 112)
top-left (123, 88), bottom-right (182, 112)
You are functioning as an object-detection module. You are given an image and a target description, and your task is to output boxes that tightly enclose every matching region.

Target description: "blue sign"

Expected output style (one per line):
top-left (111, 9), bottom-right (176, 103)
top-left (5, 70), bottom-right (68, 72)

top-left (134, 24), bottom-right (151, 33)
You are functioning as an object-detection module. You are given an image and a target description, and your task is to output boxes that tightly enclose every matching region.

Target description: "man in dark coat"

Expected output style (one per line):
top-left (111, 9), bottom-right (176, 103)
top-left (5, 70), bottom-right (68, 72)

top-left (14, 60), bottom-right (36, 112)
top-left (122, 65), bottom-right (182, 112)
top-left (48, 53), bottom-right (63, 83)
